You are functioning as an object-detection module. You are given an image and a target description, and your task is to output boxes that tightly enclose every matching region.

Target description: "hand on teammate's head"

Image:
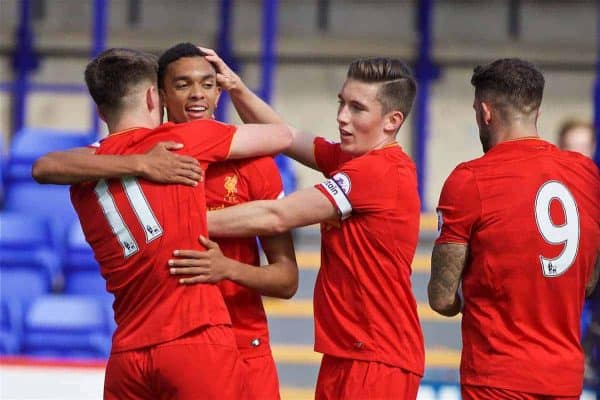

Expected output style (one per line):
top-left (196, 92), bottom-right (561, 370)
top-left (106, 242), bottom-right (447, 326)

top-left (198, 46), bottom-right (242, 92)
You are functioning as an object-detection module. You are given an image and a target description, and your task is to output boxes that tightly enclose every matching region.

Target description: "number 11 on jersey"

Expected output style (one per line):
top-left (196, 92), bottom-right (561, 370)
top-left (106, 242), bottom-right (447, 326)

top-left (95, 177), bottom-right (163, 258)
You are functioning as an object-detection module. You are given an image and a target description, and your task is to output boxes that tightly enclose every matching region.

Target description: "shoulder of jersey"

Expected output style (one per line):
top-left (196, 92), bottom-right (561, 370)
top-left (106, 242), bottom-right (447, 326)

top-left (199, 119), bottom-right (230, 128)
top-left (444, 161), bottom-right (475, 181)
top-left (557, 148), bottom-right (599, 173)
top-left (562, 148), bottom-right (598, 164)
top-left (465, 149), bottom-right (493, 164)
top-left (173, 119), bottom-right (230, 129)
top-left (333, 153), bottom-right (389, 182)
top-left (360, 146), bottom-right (413, 167)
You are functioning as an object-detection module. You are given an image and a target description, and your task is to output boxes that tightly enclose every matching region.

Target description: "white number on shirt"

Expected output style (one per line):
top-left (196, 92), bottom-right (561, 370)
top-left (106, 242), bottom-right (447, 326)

top-left (95, 177), bottom-right (163, 258)
top-left (534, 181), bottom-right (580, 277)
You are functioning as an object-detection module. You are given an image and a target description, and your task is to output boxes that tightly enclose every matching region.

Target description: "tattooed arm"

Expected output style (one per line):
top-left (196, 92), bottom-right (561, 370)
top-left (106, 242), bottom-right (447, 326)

top-left (428, 243), bottom-right (468, 317)
top-left (586, 249), bottom-right (600, 298)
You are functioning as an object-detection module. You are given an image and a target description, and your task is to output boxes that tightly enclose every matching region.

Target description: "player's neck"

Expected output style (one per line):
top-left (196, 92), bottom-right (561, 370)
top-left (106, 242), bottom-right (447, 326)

top-left (107, 112), bottom-right (159, 136)
top-left (494, 123), bottom-right (539, 145)
top-left (368, 135), bottom-right (397, 152)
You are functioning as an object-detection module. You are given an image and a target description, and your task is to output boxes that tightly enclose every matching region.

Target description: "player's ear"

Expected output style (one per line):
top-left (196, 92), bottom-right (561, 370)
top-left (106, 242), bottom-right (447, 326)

top-left (480, 101), bottom-right (493, 125)
top-left (384, 110), bottom-right (404, 134)
top-left (146, 86), bottom-right (158, 113)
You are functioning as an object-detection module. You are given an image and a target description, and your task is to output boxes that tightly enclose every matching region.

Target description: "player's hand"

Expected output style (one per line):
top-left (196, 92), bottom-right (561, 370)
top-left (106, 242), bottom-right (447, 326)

top-left (138, 141), bottom-right (203, 186)
top-left (198, 46), bottom-right (242, 92)
top-left (169, 236), bottom-right (232, 284)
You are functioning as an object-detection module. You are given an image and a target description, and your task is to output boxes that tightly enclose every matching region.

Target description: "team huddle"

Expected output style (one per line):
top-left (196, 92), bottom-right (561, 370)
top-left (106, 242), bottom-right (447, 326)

top-left (32, 43), bottom-right (599, 400)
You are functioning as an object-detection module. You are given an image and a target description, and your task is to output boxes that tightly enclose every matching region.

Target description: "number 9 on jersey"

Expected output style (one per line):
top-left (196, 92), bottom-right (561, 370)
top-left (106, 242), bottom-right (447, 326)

top-left (534, 181), bottom-right (580, 277)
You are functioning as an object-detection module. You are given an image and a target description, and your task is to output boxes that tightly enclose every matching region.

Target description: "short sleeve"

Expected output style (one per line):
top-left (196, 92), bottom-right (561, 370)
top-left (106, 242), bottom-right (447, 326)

top-left (314, 155), bottom-right (396, 220)
top-left (435, 164), bottom-right (481, 245)
top-left (244, 157), bottom-right (284, 201)
top-left (181, 120), bottom-right (237, 163)
top-left (313, 137), bottom-right (343, 177)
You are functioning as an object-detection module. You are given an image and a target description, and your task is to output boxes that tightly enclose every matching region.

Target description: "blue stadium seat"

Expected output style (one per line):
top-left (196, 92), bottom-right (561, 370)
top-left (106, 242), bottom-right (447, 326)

top-left (0, 211), bottom-right (62, 287)
top-left (22, 294), bottom-right (111, 358)
top-left (4, 183), bottom-right (77, 252)
top-left (0, 258), bottom-right (55, 306)
top-left (0, 211), bottom-right (52, 250)
top-left (63, 221), bottom-right (111, 299)
top-left (64, 271), bottom-right (110, 298)
top-left (6, 128), bottom-right (93, 183)
top-left (0, 298), bottom-right (23, 354)
top-left (63, 220), bottom-right (96, 271)
top-left (63, 222), bottom-right (116, 335)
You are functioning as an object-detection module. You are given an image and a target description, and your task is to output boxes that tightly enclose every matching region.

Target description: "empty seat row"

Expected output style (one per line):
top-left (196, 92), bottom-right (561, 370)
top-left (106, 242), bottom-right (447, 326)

top-left (4, 128), bottom-right (95, 184)
top-left (1, 211), bottom-right (108, 305)
top-left (3, 183), bottom-right (78, 254)
top-left (0, 128), bottom-right (93, 224)
top-left (1, 208), bottom-right (113, 358)
top-left (0, 294), bottom-right (113, 358)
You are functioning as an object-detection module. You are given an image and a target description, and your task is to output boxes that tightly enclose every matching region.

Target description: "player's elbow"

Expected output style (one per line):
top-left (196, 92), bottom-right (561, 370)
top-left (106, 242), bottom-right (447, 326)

top-left (283, 283), bottom-right (298, 299)
top-left (280, 268), bottom-right (299, 299)
top-left (255, 201), bottom-right (296, 235)
top-left (266, 281), bottom-right (297, 300)
top-left (275, 279), bottom-right (298, 300)
top-left (270, 219), bottom-right (290, 235)
top-left (31, 157), bottom-right (52, 184)
top-left (428, 287), bottom-right (457, 317)
top-left (428, 296), bottom-right (450, 315)
top-left (266, 208), bottom-right (293, 235)
top-left (429, 299), bottom-right (457, 317)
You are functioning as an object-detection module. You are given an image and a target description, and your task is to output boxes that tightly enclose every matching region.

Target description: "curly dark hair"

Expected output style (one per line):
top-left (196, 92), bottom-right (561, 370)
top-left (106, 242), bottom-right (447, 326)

top-left (471, 58), bottom-right (544, 115)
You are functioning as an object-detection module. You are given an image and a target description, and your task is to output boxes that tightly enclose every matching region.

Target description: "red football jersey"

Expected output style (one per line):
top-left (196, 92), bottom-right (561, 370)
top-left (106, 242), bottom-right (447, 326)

top-left (436, 138), bottom-right (600, 396)
top-left (312, 137), bottom-right (425, 376)
top-left (70, 120), bottom-right (237, 353)
top-left (204, 156), bottom-right (284, 357)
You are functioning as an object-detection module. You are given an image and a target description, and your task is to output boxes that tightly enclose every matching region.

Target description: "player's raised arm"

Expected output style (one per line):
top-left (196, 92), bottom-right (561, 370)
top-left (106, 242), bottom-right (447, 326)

top-left (227, 123), bottom-right (293, 159)
top-left (200, 46), bottom-right (283, 126)
top-left (208, 186), bottom-right (337, 237)
top-left (428, 243), bottom-right (467, 317)
top-left (202, 47), bottom-right (319, 169)
top-left (285, 127), bottom-right (320, 170)
top-left (32, 142), bottom-right (202, 186)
